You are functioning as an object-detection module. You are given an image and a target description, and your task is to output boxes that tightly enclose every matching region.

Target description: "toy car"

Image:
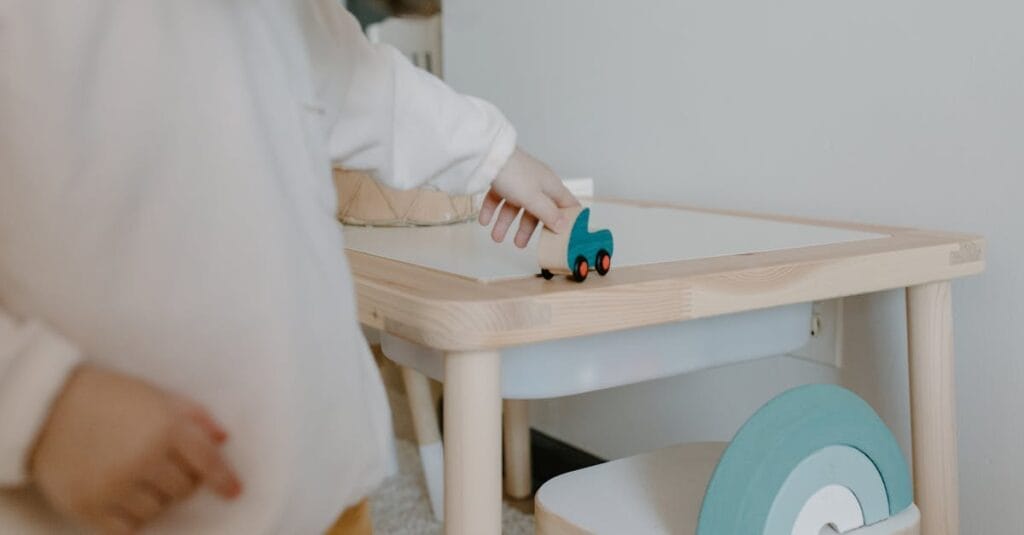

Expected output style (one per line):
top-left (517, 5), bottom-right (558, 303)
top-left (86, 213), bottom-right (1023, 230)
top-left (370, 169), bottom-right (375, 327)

top-left (538, 207), bottom-right (614, 282)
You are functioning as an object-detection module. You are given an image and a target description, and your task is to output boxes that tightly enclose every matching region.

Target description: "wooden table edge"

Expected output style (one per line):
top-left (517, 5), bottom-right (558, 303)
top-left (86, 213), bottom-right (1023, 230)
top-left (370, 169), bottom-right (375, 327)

top-left (348, 200), bottom-right (985, 351)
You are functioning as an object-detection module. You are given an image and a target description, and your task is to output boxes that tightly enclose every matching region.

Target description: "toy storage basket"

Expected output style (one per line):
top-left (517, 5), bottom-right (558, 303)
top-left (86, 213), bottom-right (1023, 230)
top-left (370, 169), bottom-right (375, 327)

top-left (334, 169), bottom-right (478, 227)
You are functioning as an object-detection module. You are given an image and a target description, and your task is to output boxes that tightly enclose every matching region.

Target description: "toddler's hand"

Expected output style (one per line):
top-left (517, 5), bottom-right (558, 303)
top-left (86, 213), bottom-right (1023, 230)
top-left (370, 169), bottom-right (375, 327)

top-left (479, 148), bottom-right (581, 248)
top-left (30, 365), bottom-right (241, 534)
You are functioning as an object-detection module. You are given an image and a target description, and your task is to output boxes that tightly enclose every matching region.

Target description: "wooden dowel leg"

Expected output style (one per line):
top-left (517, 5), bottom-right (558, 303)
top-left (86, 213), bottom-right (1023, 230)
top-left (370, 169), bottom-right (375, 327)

top-left (503, 399), bottom-right (533, 499)
top-left (906, 281), bottom-right (959, 535)
top-left (443, 351), bottom-right (502, 535)
top-left (400, 366), bottom-right (445, 521)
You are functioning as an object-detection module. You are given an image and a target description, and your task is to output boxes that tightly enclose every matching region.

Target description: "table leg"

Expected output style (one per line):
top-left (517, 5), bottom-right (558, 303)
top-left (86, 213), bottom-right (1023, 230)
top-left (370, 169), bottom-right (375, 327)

top-left (400, 366), bottom-right (445, 521)
top-left (503, 399), bottom-right (533, 499)
top-left (906, 281), bottom-right (959, 535)
top-left (443, 350), bottom-right (502, 535)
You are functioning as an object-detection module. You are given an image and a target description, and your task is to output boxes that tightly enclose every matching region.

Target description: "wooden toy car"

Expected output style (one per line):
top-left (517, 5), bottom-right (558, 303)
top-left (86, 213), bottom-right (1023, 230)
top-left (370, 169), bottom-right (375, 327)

top-left (538, 206), bottom-right (614, 282)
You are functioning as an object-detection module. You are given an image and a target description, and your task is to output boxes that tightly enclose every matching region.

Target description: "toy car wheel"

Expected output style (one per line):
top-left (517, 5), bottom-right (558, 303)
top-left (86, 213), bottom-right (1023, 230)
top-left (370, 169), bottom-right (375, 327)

top-left (572, 255), bottom-right (589, 282)
top-left (540, 269), bottom-right (555, 280)
top-left (596, 249), bottom-right (611, 276)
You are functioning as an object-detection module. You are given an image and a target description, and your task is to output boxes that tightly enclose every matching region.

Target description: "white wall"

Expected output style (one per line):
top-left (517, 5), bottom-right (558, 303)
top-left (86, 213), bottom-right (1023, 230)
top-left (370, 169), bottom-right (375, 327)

top-left (443, 0), bottom-right (1023, 531)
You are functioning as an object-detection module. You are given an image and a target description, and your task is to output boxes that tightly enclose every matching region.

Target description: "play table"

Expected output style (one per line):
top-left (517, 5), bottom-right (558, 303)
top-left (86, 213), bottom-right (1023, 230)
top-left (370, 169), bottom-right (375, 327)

top-left (343, 198), bottom-right (984, 535)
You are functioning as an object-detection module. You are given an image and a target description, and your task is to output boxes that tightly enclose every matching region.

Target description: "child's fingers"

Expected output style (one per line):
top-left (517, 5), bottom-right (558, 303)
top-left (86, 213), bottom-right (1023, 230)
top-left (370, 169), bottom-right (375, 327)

top-left (119, 485), bottom-right (164, 522)
top-left (97, 507), bottom-right (138, 535)
top-left (171, 423), bottom-right (242, 500)
top-left (490, 202), bottom-right (521, 243)
top-left (184, 406), bottom-right (229, 444)
top-left (478, 190), bottom-right (502, 226)
top-left (514, 213), bottom-right (539, 248)
top-left (521, 192), bottom-right (569, 234)
top-left (542, 178), bottom-right (580, 209)
top-left (145, 459), bottom-right (198, 501)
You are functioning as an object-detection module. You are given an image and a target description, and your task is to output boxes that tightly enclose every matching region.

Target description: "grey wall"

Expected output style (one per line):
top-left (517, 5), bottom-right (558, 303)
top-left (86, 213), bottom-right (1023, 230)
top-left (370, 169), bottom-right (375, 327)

top-left (443, 0), bottom-right (1023, 531)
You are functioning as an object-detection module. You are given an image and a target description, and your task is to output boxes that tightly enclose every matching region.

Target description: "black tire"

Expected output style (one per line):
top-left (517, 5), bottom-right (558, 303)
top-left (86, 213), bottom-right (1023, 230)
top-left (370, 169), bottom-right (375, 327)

top-left (596, 249), bottom-right (611, 276)
top-left (572, 255), bottom-right (589, 282)
top-left (540, 269), bottom-right (555, 280)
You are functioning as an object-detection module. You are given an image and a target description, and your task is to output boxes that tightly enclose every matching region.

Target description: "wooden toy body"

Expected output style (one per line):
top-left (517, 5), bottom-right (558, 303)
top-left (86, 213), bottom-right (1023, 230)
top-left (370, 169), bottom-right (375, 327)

top-left (538, 206), bottom-right (614, 281)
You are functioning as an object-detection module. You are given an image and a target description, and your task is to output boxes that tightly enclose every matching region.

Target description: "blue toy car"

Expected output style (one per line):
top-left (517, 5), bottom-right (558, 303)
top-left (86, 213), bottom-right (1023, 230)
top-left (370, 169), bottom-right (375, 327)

top-left (539, 207), bottom-right (614, 282)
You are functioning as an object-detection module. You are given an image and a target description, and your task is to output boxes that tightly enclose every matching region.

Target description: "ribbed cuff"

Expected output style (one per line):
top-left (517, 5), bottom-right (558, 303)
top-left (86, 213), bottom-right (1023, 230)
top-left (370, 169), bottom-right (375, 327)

top-left (0, 321), bottom-right (82, 486)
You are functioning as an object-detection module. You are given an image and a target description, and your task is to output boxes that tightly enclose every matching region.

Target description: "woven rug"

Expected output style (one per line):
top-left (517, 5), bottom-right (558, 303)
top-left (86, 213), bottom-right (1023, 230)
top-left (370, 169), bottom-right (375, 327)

top-left (370, 357), bottom-right (535, 534)
top-left (370, 439), bottom-right (534, 534)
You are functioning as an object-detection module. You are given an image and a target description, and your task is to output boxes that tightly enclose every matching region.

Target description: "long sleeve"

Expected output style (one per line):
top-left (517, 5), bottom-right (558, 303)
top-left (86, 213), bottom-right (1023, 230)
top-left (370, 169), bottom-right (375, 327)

top-left (0, 310), bottom-right (82, 486)
top-left (308, 1), bottom-right (517, 195)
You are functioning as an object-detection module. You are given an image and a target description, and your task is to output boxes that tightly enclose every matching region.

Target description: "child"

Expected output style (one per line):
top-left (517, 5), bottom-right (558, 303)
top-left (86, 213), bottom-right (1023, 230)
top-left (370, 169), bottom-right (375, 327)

top-left (0, 1), bottom-right (576, 533)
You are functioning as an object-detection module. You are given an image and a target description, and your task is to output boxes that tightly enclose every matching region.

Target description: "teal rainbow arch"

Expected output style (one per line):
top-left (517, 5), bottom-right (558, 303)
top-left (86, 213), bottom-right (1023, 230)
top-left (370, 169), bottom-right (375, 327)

top-left (696, 384), bottom-right (913, 535)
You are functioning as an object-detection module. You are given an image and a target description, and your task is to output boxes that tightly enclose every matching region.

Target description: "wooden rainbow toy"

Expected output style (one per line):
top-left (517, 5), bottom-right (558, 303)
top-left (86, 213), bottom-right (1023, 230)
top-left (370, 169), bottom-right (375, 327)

top-left (697, 384), bottom-right (916, 535)
top-left (538, 206), bottom-right (614, 282)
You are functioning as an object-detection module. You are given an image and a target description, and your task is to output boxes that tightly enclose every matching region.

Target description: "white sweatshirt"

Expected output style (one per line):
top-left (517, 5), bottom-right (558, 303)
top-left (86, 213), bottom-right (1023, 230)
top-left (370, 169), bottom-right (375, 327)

top-left (0, 1), bottom-right (515, 533)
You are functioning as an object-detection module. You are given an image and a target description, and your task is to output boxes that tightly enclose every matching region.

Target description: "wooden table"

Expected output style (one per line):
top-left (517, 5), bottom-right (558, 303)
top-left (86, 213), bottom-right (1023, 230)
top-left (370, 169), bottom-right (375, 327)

top-left (344, 198), bottom-right (984, 535)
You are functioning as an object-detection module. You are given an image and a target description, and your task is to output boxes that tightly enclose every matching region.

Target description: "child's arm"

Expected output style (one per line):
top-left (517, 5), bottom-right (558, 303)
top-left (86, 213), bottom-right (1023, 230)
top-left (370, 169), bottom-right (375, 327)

top-left (306, 2), bottom-right (578, 243)
top-left (0, 311), bottom-right (239, 532)
top-left (310, 2), bottom-right (514, 195)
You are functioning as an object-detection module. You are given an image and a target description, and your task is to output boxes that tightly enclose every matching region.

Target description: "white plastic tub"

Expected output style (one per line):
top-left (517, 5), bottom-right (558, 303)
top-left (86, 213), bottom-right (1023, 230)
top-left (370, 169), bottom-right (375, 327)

top-left (380, 302), bottom-right (812, 399)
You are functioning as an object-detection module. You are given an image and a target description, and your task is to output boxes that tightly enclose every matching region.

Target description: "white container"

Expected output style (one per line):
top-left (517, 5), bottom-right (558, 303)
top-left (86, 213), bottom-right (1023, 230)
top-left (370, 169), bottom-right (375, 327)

top-left (381, 302), bottom-right (812, 399)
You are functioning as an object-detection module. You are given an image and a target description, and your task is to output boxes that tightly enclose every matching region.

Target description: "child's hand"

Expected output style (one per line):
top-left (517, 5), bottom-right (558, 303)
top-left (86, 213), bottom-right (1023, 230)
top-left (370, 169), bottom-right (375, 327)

top-left (30, 365), bottom-right (241, 534)
top-left (479, 148), bottom-right (581, 248)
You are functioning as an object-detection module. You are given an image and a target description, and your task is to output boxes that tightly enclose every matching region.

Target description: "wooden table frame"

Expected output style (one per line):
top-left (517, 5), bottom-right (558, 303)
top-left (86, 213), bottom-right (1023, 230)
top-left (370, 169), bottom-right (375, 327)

top-left (348, 198), bottom-right (984, 535)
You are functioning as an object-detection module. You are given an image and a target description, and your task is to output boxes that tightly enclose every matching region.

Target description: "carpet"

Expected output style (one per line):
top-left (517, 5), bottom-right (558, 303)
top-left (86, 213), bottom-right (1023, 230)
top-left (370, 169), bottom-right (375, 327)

top-left (370, 356), bottom-right (535, 534)
top-left (370, 439), bottom-right (535, 534)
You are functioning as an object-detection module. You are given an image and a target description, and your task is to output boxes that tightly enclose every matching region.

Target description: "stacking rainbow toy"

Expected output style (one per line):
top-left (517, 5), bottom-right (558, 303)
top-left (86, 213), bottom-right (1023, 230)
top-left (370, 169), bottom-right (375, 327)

top-left (697, 384), bottom-right (919, 535)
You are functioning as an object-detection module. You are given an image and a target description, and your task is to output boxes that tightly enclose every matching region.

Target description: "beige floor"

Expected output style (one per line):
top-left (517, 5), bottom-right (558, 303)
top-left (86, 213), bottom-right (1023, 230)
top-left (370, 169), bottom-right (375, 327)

top-left (371, 354), bottom-right (534, 534)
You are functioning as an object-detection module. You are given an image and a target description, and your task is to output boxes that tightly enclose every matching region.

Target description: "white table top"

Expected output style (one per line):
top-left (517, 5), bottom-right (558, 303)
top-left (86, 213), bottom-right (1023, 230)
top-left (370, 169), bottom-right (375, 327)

top-left (343, 201), bottom-right (886, 282)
